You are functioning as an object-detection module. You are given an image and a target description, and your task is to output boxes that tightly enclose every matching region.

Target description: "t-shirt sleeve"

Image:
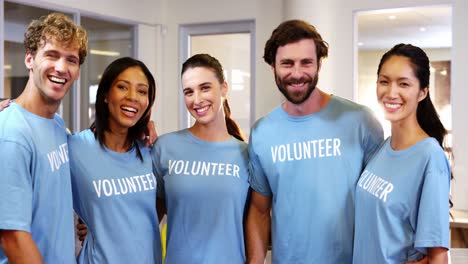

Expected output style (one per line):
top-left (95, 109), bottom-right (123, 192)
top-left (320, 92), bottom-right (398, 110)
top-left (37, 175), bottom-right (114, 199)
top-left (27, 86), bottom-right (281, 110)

top-left (362, 110), bottom-right (384, 166)
top-left (248, 135), bottom-right (272, 197)
top-left (0, 140), bottom-right (33, 232)
top-left (414, 151), bottom-right (451, 250)
top-left (68, 137), bottom-right (81, 215)
top-left (151, 145), bottom-right (166, 200)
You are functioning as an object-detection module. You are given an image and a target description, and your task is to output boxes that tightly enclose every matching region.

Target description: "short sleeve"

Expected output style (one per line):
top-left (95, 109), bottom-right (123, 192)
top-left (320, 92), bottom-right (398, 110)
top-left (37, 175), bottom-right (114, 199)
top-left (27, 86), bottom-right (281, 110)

top-left (414, 151), bottom-right (451, 250)
top-left (248, 133), bottom-right (272, 197)
top-left (151, 145), bottom-right (166, 199)
top-left (0, 140), bottom-right (33, 232)
top-left (361, 109), bottom-right (384, 166)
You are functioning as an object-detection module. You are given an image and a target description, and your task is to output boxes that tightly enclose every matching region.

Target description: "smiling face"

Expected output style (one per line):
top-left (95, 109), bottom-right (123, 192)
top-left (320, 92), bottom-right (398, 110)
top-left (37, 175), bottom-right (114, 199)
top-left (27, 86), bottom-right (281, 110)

top-left (273, 38), bottom-right (319, 105)
top-left (377, 55), bottom-right (428, 125)
top-left (105, 66), bottom-right (150, 130)
top-left (25, 38), bottom-right (80, 104)
top-left (182, 67), bottom-right (227, 127)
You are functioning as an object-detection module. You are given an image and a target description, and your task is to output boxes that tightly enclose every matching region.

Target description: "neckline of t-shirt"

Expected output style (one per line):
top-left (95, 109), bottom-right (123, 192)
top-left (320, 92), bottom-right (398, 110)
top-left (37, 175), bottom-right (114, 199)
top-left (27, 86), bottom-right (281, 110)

top-left (384, 136), bottom-right (435, 157)
top-left (278, 95), bottom-right (337, 122)
top-left (10, 101), bottom-right (58, 122)
top-left (84, 129), bottom-right (138, 156)
top-left (183, 128), bottom-right (236, 147)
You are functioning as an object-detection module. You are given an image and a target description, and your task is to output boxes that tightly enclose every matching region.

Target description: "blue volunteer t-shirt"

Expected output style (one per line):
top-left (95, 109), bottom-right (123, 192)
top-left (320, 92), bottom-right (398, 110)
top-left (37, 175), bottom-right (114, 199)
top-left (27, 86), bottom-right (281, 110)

top-left (353, 137), bottom-right (450, 263)
top-left (249, 96), bottom-right (383, 264)
top-left (152, 129), bottom-right (250, 264)
top-left (69, 129), bottom-right (162, 264)
top-left (0, 102), bottom-right (75, 263)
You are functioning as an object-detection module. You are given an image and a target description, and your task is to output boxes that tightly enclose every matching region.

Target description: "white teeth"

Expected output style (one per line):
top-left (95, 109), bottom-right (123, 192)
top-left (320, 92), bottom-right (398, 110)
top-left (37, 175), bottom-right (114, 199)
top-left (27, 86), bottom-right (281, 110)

top-left (291, 83), bottom-right (305, 87)
top-left (49, 76), bottom-right (66, 84)
top-left (121, 106), bottom-right (137, 113)
top-left (196, 106), bottom-right (209, 113)
top-left (385, 103), bottom-right (401, 109)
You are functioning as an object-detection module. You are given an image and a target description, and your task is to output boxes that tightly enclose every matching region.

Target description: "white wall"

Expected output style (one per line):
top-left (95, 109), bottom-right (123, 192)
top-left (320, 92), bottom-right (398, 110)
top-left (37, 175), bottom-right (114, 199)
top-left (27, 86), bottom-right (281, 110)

top-left (285, 0), bottom-right (468, 210)
top-left (37, 0), bottom-right (163, 25)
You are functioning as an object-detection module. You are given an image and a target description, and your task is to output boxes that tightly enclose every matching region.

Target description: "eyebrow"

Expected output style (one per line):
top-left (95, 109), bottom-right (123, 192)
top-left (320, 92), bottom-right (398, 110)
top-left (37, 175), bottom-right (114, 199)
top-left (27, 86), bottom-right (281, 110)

top-left (116, 79), bottom-right (149, 87)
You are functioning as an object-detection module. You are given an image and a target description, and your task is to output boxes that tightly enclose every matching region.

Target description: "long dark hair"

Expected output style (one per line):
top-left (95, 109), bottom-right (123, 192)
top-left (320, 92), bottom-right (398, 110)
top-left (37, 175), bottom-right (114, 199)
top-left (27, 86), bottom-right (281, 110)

top-left (91, 57), bottom-right (156, 160)
top-left (378, 43), bottom-right (453, 206)
top-left (181, 53), bottom-right (245, 141)
top-left (377, 44), bottom-right (448, 149)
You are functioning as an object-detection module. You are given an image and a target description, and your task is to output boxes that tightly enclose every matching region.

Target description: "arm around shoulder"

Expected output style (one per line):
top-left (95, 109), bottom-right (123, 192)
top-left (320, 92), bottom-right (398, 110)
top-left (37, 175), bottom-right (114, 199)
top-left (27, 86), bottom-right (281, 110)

top-left (246, 191), bottom-right (272, 264)
top-left (0, 229), bottom-right (43, 264)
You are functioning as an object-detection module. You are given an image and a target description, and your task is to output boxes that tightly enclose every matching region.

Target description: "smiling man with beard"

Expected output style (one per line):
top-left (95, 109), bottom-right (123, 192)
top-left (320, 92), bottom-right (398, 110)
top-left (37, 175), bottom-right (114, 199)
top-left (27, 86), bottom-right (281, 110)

top-left (246, 20), bottom-right (384, 264)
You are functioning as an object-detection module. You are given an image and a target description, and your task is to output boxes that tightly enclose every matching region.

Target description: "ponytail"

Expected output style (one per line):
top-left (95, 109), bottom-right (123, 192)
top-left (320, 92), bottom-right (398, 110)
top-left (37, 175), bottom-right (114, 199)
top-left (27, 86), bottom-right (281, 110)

top-left (223, 99), bottom-right (245, 142)
top-left (379, 43), bottom-right (453, 207)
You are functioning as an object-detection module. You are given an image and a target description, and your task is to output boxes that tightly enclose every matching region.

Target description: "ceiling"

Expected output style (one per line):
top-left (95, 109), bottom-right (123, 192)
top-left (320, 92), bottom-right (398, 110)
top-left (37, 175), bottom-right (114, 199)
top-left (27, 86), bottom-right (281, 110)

top-left (357, 5), bottom-right (452, 51)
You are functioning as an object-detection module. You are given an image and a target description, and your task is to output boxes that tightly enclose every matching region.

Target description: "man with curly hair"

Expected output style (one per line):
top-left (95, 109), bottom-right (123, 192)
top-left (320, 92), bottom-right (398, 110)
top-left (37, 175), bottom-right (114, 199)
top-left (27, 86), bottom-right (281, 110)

top-left (0, 13), bottom-right (88, 263)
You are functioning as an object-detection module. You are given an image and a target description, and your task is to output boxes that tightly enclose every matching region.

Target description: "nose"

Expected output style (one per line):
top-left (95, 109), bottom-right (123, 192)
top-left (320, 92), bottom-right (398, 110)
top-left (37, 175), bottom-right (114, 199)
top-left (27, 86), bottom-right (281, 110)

top-left (54, 57), bottom-right (67, 73)
top-left (193, 90), bottom-right (203, 105)
top-left (126, 87), bottom-right (138, 101)
top-left (291, 64), bottom-right (303, 78)
top-left (387, 82), bottom-right (399, 99)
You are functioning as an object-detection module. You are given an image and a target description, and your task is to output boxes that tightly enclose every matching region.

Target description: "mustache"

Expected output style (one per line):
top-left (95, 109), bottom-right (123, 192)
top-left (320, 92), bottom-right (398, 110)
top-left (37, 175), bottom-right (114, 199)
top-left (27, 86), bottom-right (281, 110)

top-left (283, 76), bottom-right (312, 84)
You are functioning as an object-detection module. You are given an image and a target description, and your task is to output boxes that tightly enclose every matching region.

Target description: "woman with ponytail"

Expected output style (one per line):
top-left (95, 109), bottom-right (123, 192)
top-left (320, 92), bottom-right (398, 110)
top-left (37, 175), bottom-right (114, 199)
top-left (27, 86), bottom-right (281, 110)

top-left (151, 54), bottom-right (249, 264)
top-left (353, 44), bottom-right (451, 264)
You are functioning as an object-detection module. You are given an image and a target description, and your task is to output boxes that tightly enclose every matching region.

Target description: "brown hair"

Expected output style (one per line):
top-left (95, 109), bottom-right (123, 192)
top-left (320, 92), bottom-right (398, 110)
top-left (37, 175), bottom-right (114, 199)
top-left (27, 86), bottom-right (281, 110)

top-left (181, 54), bottom-right (245, 141)
top-left (264, 19), bottom-right (329, 66)
top-left (24, 12), bottom-right (88, 65)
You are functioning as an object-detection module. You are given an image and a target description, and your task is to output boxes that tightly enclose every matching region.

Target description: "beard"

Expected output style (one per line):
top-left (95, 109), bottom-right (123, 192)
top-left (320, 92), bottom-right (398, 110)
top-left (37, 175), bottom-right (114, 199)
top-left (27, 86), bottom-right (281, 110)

top-left (274, 70), bottom-right (318, 105)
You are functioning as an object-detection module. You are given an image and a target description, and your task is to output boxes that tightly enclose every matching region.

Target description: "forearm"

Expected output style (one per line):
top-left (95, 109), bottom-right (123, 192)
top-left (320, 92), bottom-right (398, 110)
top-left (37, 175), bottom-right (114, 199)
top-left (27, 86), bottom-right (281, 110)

top-left (0, 230), bottom-right (43, 264)
top-left (246, 207), bottom-right (271, 263)
top-left (428, 247), bottom-right (448, 264)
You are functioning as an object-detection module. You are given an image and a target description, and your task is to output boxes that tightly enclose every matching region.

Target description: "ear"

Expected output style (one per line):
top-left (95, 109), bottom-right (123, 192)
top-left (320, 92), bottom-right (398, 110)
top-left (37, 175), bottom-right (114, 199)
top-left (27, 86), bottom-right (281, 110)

top-left (104, 95), bottom-right (108, 104)
top-left (221, 81), bottom-right (228, 98)
top-left (418, 87), bottom-right (429, 102)
top-left (25, 52), bottom-right (34, 70)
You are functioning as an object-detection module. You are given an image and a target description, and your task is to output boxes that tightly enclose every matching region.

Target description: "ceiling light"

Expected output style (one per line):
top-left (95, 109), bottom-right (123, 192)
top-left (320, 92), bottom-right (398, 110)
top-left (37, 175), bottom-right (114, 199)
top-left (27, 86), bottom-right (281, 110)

top-left (388, 15), bottom-right (396, 20)
top-left (358, 42), bottom-right (364, 46)
top-left (419, 27), bottom-right (426, 32)
top-left (440, 70), bottom-right (447, 76)
top-left (90, 49), bottom-right (120, 57)
top-left (4, 65), bottom-right (12, 70)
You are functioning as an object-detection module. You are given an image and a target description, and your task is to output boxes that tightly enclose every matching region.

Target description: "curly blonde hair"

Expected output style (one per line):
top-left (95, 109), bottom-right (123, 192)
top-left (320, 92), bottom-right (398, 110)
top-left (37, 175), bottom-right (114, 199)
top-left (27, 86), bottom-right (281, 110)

top-left (24, 12), bottom-right (88, 65)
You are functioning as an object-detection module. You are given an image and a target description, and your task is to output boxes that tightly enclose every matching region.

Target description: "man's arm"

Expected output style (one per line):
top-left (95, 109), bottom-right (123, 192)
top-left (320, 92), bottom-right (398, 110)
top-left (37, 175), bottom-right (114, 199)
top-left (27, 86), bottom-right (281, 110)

top-left (246, 191), bottom-right (272, 264)
top-left (427, 247), bottom-right (448, 264)
top-left (0, 230), bottom-right (43, 264)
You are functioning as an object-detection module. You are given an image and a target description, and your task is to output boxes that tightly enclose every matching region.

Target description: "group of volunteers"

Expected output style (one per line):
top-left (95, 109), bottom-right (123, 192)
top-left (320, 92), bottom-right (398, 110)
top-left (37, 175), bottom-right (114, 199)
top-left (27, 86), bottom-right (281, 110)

top-left (0, 12), bottom-right (451, 264)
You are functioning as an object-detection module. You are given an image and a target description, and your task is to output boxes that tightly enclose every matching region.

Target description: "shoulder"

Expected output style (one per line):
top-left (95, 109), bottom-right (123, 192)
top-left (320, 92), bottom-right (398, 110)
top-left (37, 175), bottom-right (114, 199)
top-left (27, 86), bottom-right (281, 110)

top-left (155, 129), bottom-right (185, 145)
top-left (68, 129), bottom-right (96, 149)
top-left (330, 96), bottom-right (374, 116)
top-left (421, 138), bottom-right (449, 162)
top-left (251, 104), bottom-right (283, 133)
top-left (53, 113), bottom-right (67, 129)
top-left (0, 105), bottom-right (33, 148)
